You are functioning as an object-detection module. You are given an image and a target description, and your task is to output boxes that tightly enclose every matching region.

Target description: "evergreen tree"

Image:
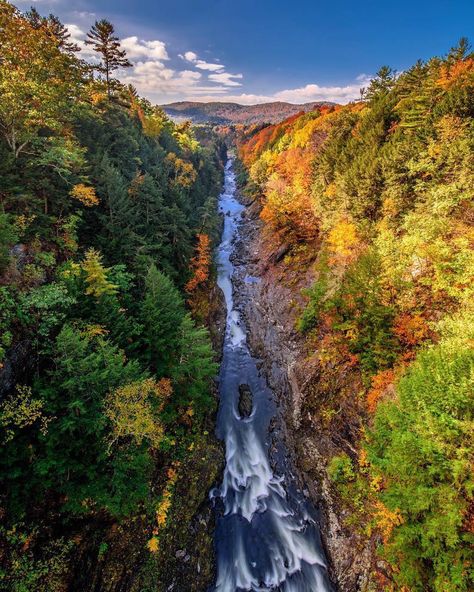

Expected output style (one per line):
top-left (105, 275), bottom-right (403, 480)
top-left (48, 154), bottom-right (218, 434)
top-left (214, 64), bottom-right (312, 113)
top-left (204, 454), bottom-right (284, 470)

top-left (395, 60), bottom-right (432, 132)
top-left (364, 65), bottom-right (397, 101)
top-left (25, 7), bottom-right (81, 54)
top-left (140, 264), bottom-right (185, 375)
top-left (35, 326), bottom-right (147, 516)
top-left (85, 19), bottom-right (132, 97)
top-left (0, 213), bottom-right (18, 273)
top-left (446, 36), bottom-right (472, 63)
top-left (171, 314), bottom-right (218, 415)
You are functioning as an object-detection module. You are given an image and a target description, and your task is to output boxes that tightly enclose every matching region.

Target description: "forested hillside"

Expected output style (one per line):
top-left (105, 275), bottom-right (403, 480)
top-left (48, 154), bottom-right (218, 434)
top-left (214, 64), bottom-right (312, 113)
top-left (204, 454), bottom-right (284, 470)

top-left (238, 42), bottom-right (474, 591)
top-left (0, 3), bottom-right (225, 589)
top-left (162, 101), bottom-right (335, 125)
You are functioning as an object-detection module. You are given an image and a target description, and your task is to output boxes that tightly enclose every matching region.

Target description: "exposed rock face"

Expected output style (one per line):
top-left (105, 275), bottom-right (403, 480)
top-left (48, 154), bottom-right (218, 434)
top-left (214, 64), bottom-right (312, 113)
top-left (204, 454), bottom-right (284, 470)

top-left (68, 435), bottom-right (224, 592)
top-left (231, 198), bottom-right (374, 591)
top-left (0, 340), bottom-right (33, 400)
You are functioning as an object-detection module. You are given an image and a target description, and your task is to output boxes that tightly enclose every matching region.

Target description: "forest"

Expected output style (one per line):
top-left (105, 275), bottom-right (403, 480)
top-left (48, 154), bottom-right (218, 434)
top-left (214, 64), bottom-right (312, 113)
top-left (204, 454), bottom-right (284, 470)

top-left (237, 41), bottom-right (474, 591)
top-left (0, 2), bottom-right (225, 589)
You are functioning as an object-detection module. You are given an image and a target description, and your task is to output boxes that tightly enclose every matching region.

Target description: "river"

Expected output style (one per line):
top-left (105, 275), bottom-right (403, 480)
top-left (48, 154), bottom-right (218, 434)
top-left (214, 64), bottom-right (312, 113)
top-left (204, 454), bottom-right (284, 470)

top-left (210, 158), bottom-right (333, 592)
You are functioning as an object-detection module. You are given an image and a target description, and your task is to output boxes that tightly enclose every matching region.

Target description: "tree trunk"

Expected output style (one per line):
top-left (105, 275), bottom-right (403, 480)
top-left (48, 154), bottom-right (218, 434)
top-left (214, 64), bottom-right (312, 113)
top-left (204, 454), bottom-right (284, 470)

top-left (105, 55), bottom-right (111, 99)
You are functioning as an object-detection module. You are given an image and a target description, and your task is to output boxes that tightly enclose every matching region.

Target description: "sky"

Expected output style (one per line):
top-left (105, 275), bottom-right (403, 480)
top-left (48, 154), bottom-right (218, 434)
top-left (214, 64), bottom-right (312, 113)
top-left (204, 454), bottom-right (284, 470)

top-left (15, 0), bottom-right (474, 105)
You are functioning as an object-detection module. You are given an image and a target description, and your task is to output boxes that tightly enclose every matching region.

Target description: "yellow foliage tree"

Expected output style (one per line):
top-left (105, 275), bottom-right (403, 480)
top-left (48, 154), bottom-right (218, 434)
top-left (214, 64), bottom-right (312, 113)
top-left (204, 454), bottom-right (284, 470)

top-left (142, 110), bottom-right (167, 138)
top-left (0, 386), bottom-right (49, 443)
top-left (82, 248), bottom-right (117, 298)
top-left (327, 219), bottom-right (359, 262)
top-left (105, 377), bottom-right (172, 449)
top-left (373, 500), bottom-right (404, 543)
top-left (173, 121), bottom-right (199, 151)
top-left (70, 183), bottom-right (99, 207)
top-left (147, 536), bottom-right (159, 553)
top-left (166, 153), bottom-right (197, 188)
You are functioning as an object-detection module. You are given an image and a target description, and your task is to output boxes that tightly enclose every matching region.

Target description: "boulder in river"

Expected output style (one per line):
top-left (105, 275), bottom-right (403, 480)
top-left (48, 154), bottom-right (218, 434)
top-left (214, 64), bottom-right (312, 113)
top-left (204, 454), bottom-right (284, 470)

top-left (238, 384), bottom-right (253, 418)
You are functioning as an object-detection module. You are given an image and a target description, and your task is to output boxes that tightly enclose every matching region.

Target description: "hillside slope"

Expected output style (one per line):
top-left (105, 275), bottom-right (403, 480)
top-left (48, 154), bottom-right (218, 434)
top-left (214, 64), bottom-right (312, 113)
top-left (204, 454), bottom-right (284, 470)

top-left (237, 44), bottom-right (474, 592)
top-left (0, 5), bottom-right (225, 590)
top-left (162, 100), bottom-right (335, 124)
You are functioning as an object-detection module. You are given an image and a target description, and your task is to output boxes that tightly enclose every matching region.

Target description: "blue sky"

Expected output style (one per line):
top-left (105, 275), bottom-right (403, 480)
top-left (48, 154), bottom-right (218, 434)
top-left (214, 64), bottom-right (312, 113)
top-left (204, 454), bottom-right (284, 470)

top-left (15, 0), bottom-right (474, 104)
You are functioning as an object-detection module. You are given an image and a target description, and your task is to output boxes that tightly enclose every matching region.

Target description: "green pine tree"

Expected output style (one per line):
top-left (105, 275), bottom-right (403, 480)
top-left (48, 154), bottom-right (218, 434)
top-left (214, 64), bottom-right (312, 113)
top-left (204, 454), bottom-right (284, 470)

top-left (140, 264), bottom-right (185, 375)
top-left (85, 20), bottom-right (132, 97)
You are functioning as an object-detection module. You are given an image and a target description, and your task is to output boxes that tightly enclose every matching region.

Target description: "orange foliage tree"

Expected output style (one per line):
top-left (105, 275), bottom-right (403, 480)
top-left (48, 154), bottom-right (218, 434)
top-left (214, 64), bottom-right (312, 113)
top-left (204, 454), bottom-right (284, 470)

top-left (366, 369), bottom-right (395, 413)
top-left (373, 499), bottom-right (404, 543)
top-left (185, 233), bottom-right (211, 293)
top-left (393, 313), bottom-right (430, 348)
top-left (437, 57), bottom-right (474, 90)
top-left (147, 462), bottom-right (180, 554)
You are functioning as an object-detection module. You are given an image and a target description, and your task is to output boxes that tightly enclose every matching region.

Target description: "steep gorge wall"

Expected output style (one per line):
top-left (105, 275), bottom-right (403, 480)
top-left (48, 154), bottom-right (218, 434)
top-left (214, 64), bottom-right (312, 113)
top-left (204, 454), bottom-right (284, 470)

top-left (232, 197), bottom-right (377, 591)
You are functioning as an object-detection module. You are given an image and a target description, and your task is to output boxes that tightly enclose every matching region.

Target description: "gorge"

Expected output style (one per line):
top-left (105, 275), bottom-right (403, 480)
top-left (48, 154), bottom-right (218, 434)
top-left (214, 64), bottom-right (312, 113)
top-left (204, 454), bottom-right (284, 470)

top-left (211, 159), bottom-right (333, 591)
top-left (0, 3), bottom-right (473, 592)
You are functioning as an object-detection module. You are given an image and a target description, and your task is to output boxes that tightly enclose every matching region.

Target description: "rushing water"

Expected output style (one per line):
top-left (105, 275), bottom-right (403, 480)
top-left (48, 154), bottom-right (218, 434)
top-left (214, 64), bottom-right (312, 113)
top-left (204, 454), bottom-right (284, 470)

top-left (210, 159), bottom-right (333, 592)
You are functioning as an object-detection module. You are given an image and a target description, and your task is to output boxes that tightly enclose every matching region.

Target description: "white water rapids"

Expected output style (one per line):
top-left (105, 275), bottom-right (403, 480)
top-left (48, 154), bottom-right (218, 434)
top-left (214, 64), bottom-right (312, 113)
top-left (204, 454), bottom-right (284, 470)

top-left (210, 159), bottom-right (333, 592)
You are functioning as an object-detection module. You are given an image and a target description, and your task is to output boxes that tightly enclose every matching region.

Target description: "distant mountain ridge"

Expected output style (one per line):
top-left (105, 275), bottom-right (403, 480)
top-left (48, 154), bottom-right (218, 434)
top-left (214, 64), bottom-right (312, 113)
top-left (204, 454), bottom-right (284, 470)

top-left (161, 101), bottom-right (336, 125)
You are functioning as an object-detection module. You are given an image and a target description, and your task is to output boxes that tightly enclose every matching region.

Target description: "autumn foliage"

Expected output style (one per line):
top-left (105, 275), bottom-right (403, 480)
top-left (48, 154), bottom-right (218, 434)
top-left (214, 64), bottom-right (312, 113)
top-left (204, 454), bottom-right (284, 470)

top-left (366, 369), bottom-right (395, 413)
top-left (327, 218), bottom-right (359, 263)
top-left (437, 57), bottom-right (474, 89)
top-left (185, 233), bottom-right (211, 293)
top-left (70, 183), bottom-right (99, 207)
top-left (393, 313), bottom-right (430, 349)
top-left (147, 462), bottom-right (180, 554)
top-left (239, 39), bottom-right (474, 592)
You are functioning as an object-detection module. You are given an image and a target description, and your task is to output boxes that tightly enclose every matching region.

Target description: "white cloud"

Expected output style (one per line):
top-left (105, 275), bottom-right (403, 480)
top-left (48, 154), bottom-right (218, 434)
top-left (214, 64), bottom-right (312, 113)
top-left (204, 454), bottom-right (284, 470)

top-left (273, 80), bottom-right (369, 103)
top-left (179, 51), bottom-right (224, 72)
top-left (121, 63), bottom-right (232, 102)
top-left (132, 60), bottom-right (175, 80)
top-left (65, 23), bottom-right (97, 59)
top-left (121, 37), bottom-right (169, 61)
top-left (189, 75), bottom-right (371, 105)
top-left (73, 11), bottom-right (96, 19)
top-left (63, 21), bottom-right (367, 105)
top-left (66, 23), bottom-right (86, 41)
top-left (182, 51), bottom-right (197, 61)
top-left (208, 72), bottom-right (243, 87)
top-left (180, 70), bottom-right (203, 81)
top-left (195, 61), bottom-right (225, 72)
